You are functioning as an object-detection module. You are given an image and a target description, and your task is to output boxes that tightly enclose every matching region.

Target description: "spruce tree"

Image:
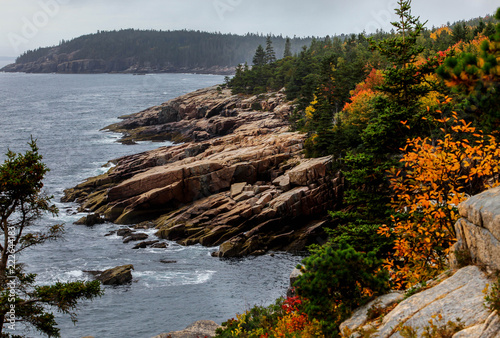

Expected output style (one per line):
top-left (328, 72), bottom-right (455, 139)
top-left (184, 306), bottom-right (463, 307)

top-left (265, 35), bottom-right (276, 64)
top-left (252, 44), bottom-right (266, 66)
top-left (366, 0), bottom-right (433, 153)
top-left (283, 37), bottom-right (292, 58)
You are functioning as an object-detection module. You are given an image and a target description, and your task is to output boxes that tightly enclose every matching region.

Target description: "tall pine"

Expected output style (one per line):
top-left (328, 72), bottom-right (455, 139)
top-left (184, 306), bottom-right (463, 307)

top-left (265, 35), bottom-right (276, 64)
top-left (365, 0), bottom-right (433, 154)
top-left (283, 37), bottom-right (292, 58)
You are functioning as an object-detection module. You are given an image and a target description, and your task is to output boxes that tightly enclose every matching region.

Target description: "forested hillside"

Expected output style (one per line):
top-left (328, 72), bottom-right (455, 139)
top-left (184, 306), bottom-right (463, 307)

top-left (1, 29), bottom-right (314, 74)
top-left (216, 3), bottom-right (500, 337)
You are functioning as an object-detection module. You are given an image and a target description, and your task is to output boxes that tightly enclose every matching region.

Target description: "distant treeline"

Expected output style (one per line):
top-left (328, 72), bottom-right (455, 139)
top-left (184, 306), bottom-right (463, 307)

top-left (15, 29), bottom-right (319, 69)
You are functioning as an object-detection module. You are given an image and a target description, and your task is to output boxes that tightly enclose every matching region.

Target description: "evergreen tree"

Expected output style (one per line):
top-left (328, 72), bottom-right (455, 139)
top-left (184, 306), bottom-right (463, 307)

top-left (252, 44), bottom-right (266, 66)
top-left (452, 21), bottom-right (470, 43)
top-left (283, 37), bottom-right (292, 58)
top-left (0, 139), bottom-right (103, 337)
top-left (265, 35), bottom-right (276, 64)
top-left (366, 0), bottom-right (434, 153)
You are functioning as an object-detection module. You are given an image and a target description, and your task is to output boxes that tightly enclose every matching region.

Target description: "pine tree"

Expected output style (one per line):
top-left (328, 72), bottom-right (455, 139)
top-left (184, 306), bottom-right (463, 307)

top-left (252, 44), bottom-right (266, 66)
top-left (366, 0), bottom-right (434, 154)
top-left (283, 37), bottom-right (292, 58)
top-left (452, 21), bottom-right (470, 43)
top-left (265, 35), bottom-right (276, 64)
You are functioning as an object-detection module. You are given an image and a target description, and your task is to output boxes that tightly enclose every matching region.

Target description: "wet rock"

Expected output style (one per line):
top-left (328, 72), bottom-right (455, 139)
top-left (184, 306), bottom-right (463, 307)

top-left (160, 260), bottom-right (177, 264)
top-left (132, 240), bottom-right (160, 249)
top-left (151, 242), bottom-right (168, 249)
top-left (123, 233), bottom-right (148, 243)
top-left (116, 228), bottom-right (134, 237)
top-left (92, 264), bottom-right (134, 285)
top-left (74, 213), bottom-right (105, 226)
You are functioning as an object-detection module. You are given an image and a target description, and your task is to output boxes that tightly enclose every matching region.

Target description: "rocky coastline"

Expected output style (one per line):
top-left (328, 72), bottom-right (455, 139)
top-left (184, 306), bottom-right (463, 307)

top-left (63, 86), bottom-right (341, 257)
top-left (1, 59), bottom-right (235, 75)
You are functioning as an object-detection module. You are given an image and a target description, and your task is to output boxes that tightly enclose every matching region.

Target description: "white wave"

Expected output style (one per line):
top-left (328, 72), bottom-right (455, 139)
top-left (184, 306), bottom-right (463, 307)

top-left (134, 270), bottom-right (215, 287)
top-left (36, 269), bottom-right (91, 286)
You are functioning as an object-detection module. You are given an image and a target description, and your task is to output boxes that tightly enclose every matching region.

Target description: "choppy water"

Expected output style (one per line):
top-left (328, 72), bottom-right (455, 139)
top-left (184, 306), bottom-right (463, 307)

top-left (0, 72), bottom-right (303, 338)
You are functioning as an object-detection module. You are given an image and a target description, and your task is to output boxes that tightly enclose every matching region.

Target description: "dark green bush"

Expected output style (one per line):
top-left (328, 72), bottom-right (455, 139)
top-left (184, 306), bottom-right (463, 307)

top-left (295, 243), bottom-right (390, 336)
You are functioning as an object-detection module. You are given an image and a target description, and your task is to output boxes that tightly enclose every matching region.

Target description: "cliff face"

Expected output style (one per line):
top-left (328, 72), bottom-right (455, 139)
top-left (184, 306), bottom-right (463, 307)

top-left (63, 86), bottom-right (342, 257)
top-left (339, 187), bottom-right (500, 337)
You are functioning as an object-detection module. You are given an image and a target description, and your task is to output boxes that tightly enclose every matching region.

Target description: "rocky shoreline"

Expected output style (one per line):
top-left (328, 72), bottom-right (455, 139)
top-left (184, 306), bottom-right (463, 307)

top-left (63, 86), bottom-right (341, 257)
top-left (1, 60), bottom-right (235, 75)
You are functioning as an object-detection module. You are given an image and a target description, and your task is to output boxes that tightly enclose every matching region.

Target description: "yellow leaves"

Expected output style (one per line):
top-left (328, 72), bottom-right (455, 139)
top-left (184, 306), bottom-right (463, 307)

top-left (430, 26), bottom-right (452, 41)
top-left (304, 95), bottom-right (318, 120)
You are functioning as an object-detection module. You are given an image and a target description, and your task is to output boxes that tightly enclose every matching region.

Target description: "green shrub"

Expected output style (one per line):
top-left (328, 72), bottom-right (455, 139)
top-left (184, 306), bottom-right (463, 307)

top-left (294, 243), bottom-right (390, 336)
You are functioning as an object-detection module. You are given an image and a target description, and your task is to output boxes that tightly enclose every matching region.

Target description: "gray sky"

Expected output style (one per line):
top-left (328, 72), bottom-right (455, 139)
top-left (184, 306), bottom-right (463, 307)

top-left (0, 0), bottom-right (498, 57)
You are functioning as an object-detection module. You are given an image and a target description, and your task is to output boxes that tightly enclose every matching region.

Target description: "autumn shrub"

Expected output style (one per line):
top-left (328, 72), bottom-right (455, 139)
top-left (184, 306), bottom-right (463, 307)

top-left (294, 243), bottom-right (390, 336)
top-left (379, 111), bottom-right (500, 289)
top-left (214, 296), bottom-right (323, 338)
top-left (215, 299), bottom-right (283, 337)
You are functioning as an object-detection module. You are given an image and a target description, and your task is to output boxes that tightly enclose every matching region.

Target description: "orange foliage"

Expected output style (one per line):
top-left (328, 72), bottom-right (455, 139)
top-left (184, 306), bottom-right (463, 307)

top-left (348, 68), bottom-right (384, 98)
top-left (265, 296), bottom-right (324, 338)
top-left (269, 312), bottom-right (323, 337)
top-left (341, 69), bottom-right (384, 125)
top-left (378, 110), bottom-right (500, 289)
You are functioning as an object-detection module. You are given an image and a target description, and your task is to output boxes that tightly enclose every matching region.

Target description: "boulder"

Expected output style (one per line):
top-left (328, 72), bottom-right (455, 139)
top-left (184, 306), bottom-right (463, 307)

top-left (132, 240), bottom-right (160, 249)
top-left (452, 186), bottom-right (500, 271)
top-left (74, 213), bottom-right (105, 226)
top-left (344, 266), bottom-right (492, 337)
top-left (339, 292), bottom-right (404, 336)
top-left (116, 228), bottom-right (134, 237)
top-left (123, 233), bottom-right (148, 243)
top-left (93, 265), bottom-right (134, 285)
top-left (152, 320), bottom-right (220, 338)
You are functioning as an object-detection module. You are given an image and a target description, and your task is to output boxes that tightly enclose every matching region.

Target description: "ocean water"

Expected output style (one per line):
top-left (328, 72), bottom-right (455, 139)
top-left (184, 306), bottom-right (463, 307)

top-left (0, 72), bottom-right (303, 338)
